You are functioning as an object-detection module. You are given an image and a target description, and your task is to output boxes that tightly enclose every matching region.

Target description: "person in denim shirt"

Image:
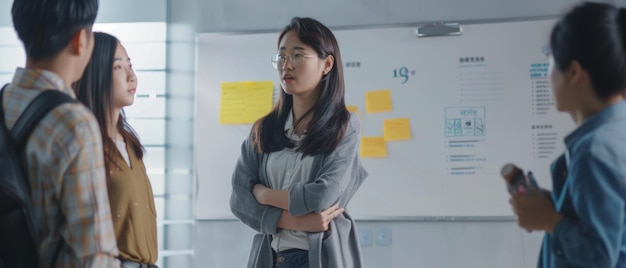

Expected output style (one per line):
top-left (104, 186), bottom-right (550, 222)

top-left (509, 2), bottom-right (626, 267)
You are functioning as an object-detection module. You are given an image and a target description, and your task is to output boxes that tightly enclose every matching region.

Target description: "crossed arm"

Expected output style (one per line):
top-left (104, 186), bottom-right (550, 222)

top-left (230, 136), bottom-right (344, 234)
top-left (253, 184), bottom-right (343, 232)
top-left (231, 115), bottom-right (362, 234)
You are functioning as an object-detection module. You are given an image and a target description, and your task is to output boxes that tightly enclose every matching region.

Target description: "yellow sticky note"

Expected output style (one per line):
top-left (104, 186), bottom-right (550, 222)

top-left (219, 81), bottom-right (274, 124)
top-left (346, 105), bottom-right (359, 113)
top-left (384, 118), bottom-right (411, 141)
top-left (360, 137), bottom-right (387, 158)
top-left (365, 89), bottom-right (393, 113)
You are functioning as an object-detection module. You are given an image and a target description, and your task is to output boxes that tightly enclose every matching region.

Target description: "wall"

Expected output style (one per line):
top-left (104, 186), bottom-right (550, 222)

top-left (195, 0), bottom-right (626, 33)
top-left (0, 0), bottom-right (166, 26)
top-left (195, 220), bottom-right (546, 267)
top-left (165, 0), bottom-right (198, 265)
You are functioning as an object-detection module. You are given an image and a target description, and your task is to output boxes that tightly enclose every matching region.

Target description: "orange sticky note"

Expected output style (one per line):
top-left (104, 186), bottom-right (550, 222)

top-left (360, 137), bottom-right (387, 158)
top-left (384, 118), bottom-right (411, 141)
top-left (365, 89), bottom-right (392, 113)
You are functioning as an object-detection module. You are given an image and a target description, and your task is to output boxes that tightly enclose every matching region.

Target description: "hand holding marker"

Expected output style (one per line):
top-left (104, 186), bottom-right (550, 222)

top-left (500, 163), bottom-right (539, 195)
top-left (501, 163), bottom-right (540, 233)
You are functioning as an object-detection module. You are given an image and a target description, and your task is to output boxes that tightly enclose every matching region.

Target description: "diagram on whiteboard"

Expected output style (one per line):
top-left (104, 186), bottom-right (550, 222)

top-left (444, 107), bottom-right (486, 137)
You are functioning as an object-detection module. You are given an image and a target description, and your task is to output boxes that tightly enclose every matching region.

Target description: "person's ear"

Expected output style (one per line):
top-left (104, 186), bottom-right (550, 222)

top-left (322, 55), bottom-right (334, 76)
top-left (566, 60), bottom-right (587, 87)
top-left (70, 28), bottom-right (91, 56)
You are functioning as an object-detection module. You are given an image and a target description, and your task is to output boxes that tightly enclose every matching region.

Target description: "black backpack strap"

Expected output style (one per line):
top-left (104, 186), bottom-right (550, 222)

top-left (0, 85), bottom-right (74, 268)
top-left (9, 89), bottom-right (75, 151)
top-left (0, 84), bottom-right (11, 131)
top-left (0, 83), bottom-right (8, 119)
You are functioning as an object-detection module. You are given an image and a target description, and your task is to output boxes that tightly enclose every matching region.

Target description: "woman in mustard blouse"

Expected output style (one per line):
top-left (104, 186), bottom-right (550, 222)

top-left (73, 32), bottom-right (158, 268)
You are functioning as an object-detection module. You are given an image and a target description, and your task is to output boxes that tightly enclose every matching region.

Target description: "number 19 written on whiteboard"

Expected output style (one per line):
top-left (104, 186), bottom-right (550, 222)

top-left (392, 67), bottom-right (415, 84)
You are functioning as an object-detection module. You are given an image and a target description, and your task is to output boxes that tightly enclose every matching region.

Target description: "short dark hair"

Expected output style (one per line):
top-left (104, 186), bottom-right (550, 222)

top-left (550, 2), bottom-right (626, 99)
top-left (252, 17), bottom-right (350, 156)
top-left (12, 0), bottom-right (99, 60)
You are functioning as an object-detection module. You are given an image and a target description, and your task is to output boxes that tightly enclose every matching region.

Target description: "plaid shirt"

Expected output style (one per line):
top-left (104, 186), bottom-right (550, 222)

top-left (2, 68), bottom-right (120, 267)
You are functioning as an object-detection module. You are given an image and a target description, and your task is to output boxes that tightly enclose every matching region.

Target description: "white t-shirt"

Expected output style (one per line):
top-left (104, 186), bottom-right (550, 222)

top-left (114, 139), bottom-right (130, 167)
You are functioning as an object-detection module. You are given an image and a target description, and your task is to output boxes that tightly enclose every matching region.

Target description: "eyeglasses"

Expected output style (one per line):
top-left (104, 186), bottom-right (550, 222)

top-left (271, 53), bottom-right (317, 69)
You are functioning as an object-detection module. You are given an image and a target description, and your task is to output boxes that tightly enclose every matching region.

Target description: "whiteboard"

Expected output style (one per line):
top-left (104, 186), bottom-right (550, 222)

top-left (194, 19), bottom-right (575, 220)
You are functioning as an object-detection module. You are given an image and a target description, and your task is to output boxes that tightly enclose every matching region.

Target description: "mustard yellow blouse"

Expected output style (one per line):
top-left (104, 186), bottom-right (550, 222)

top-left (107, 142), bottom-right (158, 265)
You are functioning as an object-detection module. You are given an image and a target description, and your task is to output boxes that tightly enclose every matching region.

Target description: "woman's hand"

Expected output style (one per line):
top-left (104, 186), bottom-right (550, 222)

top-left (252, 184), bottom-right (268, 204)
top-left (252, 184), bottom-right (289, 209)
top-left (298, 204), bottom-right (345, 232)
top-left (278, 204), bottom-right (345, 232)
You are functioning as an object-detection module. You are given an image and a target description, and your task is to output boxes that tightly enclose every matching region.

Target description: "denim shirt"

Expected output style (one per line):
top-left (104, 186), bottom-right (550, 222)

top-left (539, 101), bottom-right (626, 268)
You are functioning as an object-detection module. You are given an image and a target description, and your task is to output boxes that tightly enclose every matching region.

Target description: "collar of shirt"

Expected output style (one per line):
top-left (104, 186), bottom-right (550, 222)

top-left (284, 110), bottom-right (305, 141)
top-left (12, 67), bottom-right (77, 98)
top-left (564, 100), bottom-right (626, 149)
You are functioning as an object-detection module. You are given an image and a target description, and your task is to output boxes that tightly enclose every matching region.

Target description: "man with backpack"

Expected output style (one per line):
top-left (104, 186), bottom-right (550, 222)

top-left (1, 0), bottom-right (120, 267)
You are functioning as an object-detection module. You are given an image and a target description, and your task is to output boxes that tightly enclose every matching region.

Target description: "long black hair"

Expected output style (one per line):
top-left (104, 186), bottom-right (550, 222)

top-left (252, 17), bottom-right (350, 156)
top-left (550, 2), bottom-right (626, 99)
top-left (73, 32), bottom-right (144, 175)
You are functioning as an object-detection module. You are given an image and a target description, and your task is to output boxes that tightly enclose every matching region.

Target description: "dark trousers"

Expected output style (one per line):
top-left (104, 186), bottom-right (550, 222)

top-left (272, 248), bottom-right (309, 268)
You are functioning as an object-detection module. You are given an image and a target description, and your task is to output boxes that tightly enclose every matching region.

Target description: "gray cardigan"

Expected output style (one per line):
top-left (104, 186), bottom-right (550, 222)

top-left (230, 114), bottom-right (368, 268)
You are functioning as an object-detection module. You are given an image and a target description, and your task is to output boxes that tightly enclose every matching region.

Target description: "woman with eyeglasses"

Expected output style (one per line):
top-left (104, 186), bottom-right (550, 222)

top-left (508, 2), bottom-right (626, 267)
top-left (230, 17), bottom-right (368, 268)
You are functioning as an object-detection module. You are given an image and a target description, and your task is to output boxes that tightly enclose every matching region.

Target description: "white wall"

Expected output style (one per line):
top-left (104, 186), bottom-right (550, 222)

top-left (0, 0), bottom-right (166, 26)
top-left (195, 0), bottom-right (626, 32)
top-left (165, 0), bottom-right (198, 265)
